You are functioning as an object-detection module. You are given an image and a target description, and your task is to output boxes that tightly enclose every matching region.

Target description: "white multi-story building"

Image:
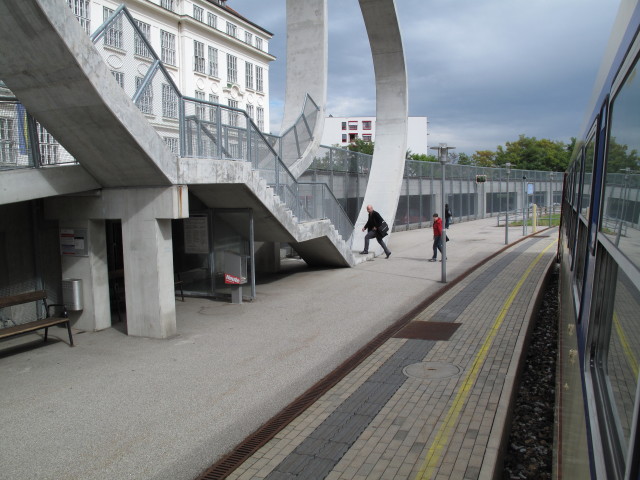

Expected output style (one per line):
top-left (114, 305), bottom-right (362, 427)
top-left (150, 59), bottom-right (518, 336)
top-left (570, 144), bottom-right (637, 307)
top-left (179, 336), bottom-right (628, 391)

top-left (321, 116), bottom-right (428, 155)
top-left (66, 0), bottom-right (275, 137)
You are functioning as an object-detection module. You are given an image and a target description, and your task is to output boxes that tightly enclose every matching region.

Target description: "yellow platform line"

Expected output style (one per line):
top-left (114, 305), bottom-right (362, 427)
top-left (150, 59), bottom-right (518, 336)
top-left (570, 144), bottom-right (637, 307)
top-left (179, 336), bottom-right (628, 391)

top-left (415, 240), bottom-right (557, 480)
top-left (613, 311), bottom-right (639, 379)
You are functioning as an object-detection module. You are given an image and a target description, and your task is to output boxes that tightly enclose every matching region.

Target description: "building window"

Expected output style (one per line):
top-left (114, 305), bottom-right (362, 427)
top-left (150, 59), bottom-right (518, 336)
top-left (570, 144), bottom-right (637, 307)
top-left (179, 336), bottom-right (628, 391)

top-left (255, 37), bottom-right (263, 51)
top-left (67, 0), bottom-right (90, 34)
top-left (161, 30), bottom-right (176, 66)
top-left (194, 40), bottom-right (205, 73)
top-left (226, 22), bottom-right (237, 38)
top-left (0, 117), bottom-right (16, 164)
top-left (245, 32), bottom-right (253, 45)
top-left (38, 125), bottom-right (60, 165)
top-left (193, 5), bottom-right (204, 22)
top-left (111, 70), bottom-right (124, 88)
top-left (362, 134), bottom-right (372, 142)
top-left (208, 46), bottom-right (218, 77)
top-left (349, 133), bottom-right (357, 142)
top-left (162, 84), bottom-right (178, 118)
top-left (227, 54), bottom-right (237, 84)
top-left (103, 7), bottom-right (123, 49)
top-left (246, 105), bottom-right (255, 121)
top-left (195, 91), bottom-right (206, 119)
top-left (341, 122), bottom-right (346, 130)
top-left (228, 99), bottom-right (239, 127)
top-left (209, 94), bottom-right (219, 121)
top-left (341, 134), bottom-right (347, 142)
top-left (348, 121), bottom-right (358, 130)
top-left (257, 107), bottom-right (264, 131)
top-left (256, 66), bottom-right (264, 92)
top-left (245, 62), bottom-right (254, 90)
top-left (163, 136), bottom-right (179, 154)
top-left (207, 13), bottom-right (218, 29)
top-left (135, 76), bottom-right (153, 114)
top-left (160, 0), bottom-right (175, 12)
top-left (362, 121), bottom-right (372, 130)
top-left (134, 20), bottom-right (151, 58)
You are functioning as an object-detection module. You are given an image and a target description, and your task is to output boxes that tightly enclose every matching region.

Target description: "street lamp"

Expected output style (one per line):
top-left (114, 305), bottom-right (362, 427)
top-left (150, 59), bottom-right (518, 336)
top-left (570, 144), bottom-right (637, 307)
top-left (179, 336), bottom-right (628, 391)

top-left (430, 143), bottom-right (455, 283)
top-left (505, 162), bottom-right (511, 244)
top-left (549, 172), bottom-right (554, 227)
top-left (522, 176), bottom-right (527, 236)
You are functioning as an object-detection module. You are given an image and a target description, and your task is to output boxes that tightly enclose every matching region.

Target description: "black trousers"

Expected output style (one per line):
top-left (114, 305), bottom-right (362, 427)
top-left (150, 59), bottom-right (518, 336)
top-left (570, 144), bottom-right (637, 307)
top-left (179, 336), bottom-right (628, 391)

top-left (364, 230), bottom-right (390, 255)
top-left (432, 235), bottom-right (443, 259)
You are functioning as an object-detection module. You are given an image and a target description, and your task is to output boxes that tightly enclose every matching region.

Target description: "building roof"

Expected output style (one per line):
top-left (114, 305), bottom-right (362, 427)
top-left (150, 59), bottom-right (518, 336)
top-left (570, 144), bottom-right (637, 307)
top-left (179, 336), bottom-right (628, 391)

top-left (205, 0), bottom-right (274, 37)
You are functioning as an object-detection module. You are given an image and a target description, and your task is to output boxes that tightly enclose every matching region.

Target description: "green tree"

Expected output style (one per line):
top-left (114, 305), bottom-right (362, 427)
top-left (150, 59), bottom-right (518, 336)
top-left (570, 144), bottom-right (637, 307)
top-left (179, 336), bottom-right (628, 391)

top-left (347, 138), bottom-right (374, 155)
top-left (457, 152), bottom-right (472, 165)
top-left (471, 150), bottom-right (497, 167)
top-left (407, 152), bottom-right (438, 162)
top-left (494, 135), bottom-right (570, 171)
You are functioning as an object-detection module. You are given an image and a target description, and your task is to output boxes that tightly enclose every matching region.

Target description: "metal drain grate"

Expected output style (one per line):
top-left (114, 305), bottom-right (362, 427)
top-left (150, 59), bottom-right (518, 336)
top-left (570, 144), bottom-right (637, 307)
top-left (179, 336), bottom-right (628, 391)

top-left (393, 321), bottom-right (461, 341)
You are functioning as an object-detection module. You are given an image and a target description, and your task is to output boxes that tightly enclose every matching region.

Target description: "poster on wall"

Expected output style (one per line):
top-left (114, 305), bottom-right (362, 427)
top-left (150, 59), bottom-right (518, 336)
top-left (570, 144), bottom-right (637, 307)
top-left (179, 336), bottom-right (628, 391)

top-left (184, 216), bottom-right (209, 254)
top-left (60, 228), bottom-right (88, 256)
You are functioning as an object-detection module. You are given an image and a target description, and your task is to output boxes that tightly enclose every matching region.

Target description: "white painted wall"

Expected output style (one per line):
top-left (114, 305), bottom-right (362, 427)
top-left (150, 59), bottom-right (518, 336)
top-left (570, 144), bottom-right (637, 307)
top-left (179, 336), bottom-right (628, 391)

top-left (77, 0), bottom-right (274, 133)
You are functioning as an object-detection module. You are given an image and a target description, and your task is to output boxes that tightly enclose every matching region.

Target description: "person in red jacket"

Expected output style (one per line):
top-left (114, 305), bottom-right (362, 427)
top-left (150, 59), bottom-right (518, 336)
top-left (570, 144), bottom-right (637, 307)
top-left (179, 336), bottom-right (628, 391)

top-left (429, 213), bottom-right (444, 262)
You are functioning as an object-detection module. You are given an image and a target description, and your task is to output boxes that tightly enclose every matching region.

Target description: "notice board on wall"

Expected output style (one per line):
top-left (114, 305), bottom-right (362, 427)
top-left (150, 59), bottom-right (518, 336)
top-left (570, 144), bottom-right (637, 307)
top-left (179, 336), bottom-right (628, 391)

top-left (60, 228), bottom-right (88, 256)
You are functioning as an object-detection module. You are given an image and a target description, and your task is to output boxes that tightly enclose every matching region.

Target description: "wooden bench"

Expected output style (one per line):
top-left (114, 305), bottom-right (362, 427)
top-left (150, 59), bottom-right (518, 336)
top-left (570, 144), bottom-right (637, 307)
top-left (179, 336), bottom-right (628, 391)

top-left (0, 291), bottom-right (74, 346)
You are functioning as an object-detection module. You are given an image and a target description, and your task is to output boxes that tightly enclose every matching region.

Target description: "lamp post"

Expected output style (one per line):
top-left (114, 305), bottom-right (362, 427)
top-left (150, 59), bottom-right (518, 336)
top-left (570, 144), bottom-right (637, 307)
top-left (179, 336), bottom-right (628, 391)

top-left (430, 143), bottom-right (455, 283)
top-left (522, 176), bottom-right (527, 236)
top-left (505, 163), bottom-right (511, 245)
top-left (549, 172), bottom-right (554, 227)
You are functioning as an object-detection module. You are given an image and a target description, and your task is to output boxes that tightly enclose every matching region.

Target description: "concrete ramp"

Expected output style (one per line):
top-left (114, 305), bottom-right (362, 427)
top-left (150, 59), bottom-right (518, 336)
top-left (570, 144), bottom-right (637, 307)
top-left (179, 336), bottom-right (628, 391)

top-left (0, 0), bottom-right (178, 187)
top-left (178, 158), bottom-right (356, 267)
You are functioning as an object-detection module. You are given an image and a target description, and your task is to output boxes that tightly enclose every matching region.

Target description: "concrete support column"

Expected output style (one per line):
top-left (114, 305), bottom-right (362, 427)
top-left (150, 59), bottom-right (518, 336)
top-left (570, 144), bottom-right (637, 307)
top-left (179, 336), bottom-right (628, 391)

top-left (121, 215), bottom-right (176, 338)
top-left (46, 186), bottom-right (188, 339)
top-left (254, 241), bottom-right (281, 274)
top-left (478, 184), bottom-right (486, 219)
top-left (59, 220), bottom-right (110, 332)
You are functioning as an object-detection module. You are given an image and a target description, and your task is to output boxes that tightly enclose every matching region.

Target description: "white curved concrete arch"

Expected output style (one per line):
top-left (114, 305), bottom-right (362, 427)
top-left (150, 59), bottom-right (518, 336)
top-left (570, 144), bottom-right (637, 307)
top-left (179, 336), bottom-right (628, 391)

top-left (352, 0), bottom-right (409, 251)
top-left (280, 0), bottom-right (328, 179)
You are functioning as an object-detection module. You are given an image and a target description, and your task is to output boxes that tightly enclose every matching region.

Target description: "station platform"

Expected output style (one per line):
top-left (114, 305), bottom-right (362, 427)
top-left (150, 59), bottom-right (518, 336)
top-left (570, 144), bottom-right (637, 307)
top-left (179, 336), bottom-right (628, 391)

top-left (0, 217), bottom-right (558, 480)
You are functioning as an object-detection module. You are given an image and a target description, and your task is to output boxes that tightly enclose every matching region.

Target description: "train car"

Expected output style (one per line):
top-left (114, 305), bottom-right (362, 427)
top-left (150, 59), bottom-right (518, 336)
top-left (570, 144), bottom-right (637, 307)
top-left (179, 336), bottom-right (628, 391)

top-left (557, 1), bottom-right (640, 478)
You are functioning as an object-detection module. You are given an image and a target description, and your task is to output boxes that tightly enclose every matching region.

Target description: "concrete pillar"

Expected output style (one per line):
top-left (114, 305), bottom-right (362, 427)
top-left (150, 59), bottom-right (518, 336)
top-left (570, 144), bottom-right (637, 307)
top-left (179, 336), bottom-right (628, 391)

top-left (46, 186), bottom-right (188, 339)
top-left (254, 242), bottom-right (281, 274)
top-left (121, 215), bottom-right (176, 338)
top-left (59, 219), bottom-right (110, 332)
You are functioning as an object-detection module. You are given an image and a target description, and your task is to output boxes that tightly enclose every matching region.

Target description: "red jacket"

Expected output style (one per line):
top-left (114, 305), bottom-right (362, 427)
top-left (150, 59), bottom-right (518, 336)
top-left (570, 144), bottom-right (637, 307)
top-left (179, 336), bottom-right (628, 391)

top-left (432, 217), bottom-right (443, 237)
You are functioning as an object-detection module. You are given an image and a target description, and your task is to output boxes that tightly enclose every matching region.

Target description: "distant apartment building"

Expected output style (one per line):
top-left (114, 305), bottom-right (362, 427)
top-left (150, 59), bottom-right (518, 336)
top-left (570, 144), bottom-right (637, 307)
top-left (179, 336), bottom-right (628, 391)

top-left (66, 0), bottom-right (275, 142)
top-left (321, 116), bottom-right (428, 154)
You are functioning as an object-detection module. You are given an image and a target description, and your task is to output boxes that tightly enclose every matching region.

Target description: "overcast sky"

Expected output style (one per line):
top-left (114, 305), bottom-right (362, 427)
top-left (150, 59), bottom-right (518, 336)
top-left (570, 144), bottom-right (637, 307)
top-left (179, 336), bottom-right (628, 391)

top-left (232, 0), bottom-right (620, 155)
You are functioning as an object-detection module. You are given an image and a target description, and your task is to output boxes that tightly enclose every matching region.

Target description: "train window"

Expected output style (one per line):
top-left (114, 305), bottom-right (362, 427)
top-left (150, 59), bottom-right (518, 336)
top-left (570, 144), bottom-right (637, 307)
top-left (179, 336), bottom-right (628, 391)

top-left (589, 247), bottom-right (640, 478)
top-left (573, 153), bottom-right (584, 210)
top-left (601, 49), bottom-right (640, 271)
top-left (607, 268), bottom-right (639, 454)
top-left (581, 134), bottom-right (595, 220)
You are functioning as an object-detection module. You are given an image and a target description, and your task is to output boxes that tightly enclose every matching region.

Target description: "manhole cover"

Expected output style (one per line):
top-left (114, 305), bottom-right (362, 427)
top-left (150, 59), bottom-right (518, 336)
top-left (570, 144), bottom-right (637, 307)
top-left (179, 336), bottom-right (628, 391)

top-left (403, 362), bottom-right (461, 380)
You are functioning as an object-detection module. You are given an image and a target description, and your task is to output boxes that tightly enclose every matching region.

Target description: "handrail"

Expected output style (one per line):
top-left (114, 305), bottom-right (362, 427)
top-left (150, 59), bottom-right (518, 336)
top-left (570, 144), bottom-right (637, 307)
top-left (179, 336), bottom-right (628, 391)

top-left (88, 5), bottom-right (353, 239)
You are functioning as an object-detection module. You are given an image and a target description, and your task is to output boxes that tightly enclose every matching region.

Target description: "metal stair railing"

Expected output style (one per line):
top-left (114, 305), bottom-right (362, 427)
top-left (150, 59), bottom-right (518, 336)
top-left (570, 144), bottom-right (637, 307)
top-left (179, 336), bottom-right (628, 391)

top-left (89, 4), bottom-right (355, 240)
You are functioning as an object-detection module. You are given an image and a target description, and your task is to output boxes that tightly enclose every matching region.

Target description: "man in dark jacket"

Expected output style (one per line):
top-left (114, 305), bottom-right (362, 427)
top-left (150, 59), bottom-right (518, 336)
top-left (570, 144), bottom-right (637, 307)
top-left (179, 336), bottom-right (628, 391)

top-left (429, 213), bottom-right (444, 262)
top-left (360, 204), bottom-right (391, 258)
